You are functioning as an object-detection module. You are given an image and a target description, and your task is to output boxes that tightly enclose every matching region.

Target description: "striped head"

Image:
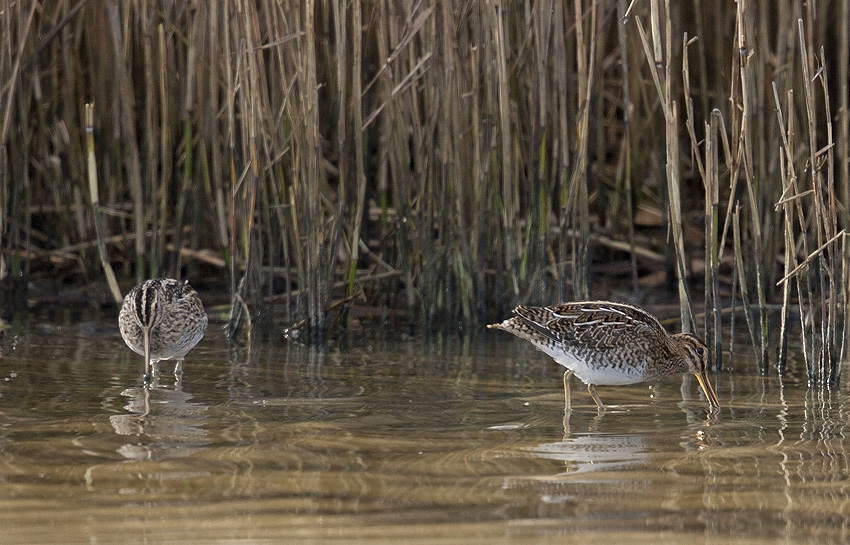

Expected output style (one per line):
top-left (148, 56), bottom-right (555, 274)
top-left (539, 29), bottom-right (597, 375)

top-left (671, 332), bottom-right (719, 410)
top-left (129, 279), bottom-right (166, 332)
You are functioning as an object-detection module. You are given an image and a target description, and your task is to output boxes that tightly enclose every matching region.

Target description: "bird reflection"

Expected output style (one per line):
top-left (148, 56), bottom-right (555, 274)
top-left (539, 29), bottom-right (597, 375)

top-left (109, 379), bottom-right (209, 461)
top-left (530, 434), bottom-right (649, 475)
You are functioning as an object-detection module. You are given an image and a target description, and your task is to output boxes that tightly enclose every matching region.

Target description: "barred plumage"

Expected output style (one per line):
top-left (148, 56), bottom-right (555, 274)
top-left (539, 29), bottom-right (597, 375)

top-left (119, 278), bottom-right (208, 382)
top-left (488, 301), bottom-right (719, 411)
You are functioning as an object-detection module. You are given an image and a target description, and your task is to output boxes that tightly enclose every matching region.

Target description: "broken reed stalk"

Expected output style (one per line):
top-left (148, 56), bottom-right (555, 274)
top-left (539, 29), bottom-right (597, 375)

top-left (772, 21), bottom-right (848, 386)
top-left (684, 32), bottom-right (721, 370)
top-left (798, 17), bottom-right (829, 383)
top-left (85, 103), bottom-right (122, 304)
top-left (636, 1), bottom-right (695, 332)
top-left (783, 84), bottom-right (819, 378)
top-left (706, 112), bottom-right (722, 372)
top-left (797, 18), bottom-right (841, 385)
top-left (771, 82), bottom-right (811, 375)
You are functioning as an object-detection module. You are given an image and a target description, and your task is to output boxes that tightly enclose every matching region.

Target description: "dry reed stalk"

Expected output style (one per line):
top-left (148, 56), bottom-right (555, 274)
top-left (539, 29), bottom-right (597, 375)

top-left (155, 23), bottom-right (171, 278)
top-left (773, 79), bottom-right (799, 374)
top-left (777, 150), bottom-right (794, 374)
top-left (798, 18), bottom-right (828, 377)
top-left (569, 0), bottom-right (596, 301)
top-left (771, 83), bottom-right (801, 372)
top-left (85, 103), bottom-right (122, 304)
top-left (105, 1), bottom-right (145, 282)
top-left (786, 87), bottom-right (818, 378)
top-left (331, 0), bottom-right (350, 300)
top-left (245, 1), bottom-right (263, 311)
top-left (706, 112), bottom-right (722, 371)
top-left (302, 0), bottom-right (328, 337)
top-left (204, 5), bottom-right (228, 257)
top-left (223, 0), bottom-right (241, 336)
top-left (492, 0), bottom-right (518, 299)
top-left (140, 7), bottom-right (156, 276)
top-left (616, 0), bottom-right (638, 295)
top-left (733, 205), bottom-right (760, 359)
top-left (737, 0), bottom-right (769, 371)
top-left (469, 13), bottom-right (487, 320)
top-left (382, 2), bottom-right (417, 322)
top-left (168, 7), bottom-right (199, 279)
top-left (797, 18), bottom-right (842, 384)
top-left (530, 1), bottom-right (551, 304)
top-left (0, 2), bottom-right (36, 148)
top-left (772, 18), bottom-right (849, 385)
top-left (683, 32), bottom-right (721, 367)
top-left (841, 0), bottom-right (850, 218)
top-left (841, 234), bottom-right (850, 382)
top-left (553, 1), bottom-right (570, 303)
top-left (445, 1), bottom-right (476, 322)
top-left (635, 0), bottom-right (694, 331)
top-left (819, 50), bottom-right (840, 383)
top-left (0, 3), bottom-right (36, 284)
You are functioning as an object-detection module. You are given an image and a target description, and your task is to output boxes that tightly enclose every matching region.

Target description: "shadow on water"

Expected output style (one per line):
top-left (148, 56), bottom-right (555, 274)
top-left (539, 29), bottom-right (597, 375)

top-left (1, 312), bottom-right (850, 543)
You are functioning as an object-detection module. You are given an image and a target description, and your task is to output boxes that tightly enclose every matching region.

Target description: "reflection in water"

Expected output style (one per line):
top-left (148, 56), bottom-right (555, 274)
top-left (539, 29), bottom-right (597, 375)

top-left (528, 434), bottom-right (648, 473)
top-left (3, 320), bottom-right (850, 542)
top-left (109, 382), bottom-right (209, 461)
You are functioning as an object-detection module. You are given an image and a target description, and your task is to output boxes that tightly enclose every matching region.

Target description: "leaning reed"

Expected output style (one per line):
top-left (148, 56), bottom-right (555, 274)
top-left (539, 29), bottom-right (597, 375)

top-left (1, 2), bottom-right (849, 383)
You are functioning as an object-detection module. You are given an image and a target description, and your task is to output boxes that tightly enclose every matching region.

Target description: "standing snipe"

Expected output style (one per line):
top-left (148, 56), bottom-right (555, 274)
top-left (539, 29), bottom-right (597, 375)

top-left (119, 278), bottom-right (208, 382)
top-left (488, 301), bottom-right (720, 411)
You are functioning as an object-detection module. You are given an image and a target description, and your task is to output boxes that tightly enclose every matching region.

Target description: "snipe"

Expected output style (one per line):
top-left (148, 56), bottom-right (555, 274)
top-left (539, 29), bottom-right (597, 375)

top-left (119, 278), bottom-right (208, 382)
top-left (488, 301), bottom-right (720, 411)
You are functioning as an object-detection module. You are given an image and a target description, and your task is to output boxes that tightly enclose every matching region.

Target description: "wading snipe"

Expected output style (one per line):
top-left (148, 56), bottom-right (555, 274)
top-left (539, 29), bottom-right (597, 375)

top-left (488, 301), bottom-right (720, 412)
top-left (119, 278), bottom-right (208, 383)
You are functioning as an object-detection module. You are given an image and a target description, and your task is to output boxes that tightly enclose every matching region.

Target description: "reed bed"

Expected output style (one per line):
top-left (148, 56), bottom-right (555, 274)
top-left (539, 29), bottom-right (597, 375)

top-left (0, 1), bottom-right (848, 383)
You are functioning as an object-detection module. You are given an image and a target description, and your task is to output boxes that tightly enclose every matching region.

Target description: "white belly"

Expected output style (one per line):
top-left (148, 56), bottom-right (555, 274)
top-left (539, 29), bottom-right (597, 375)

top-left (542, 347), bottom-right (646, 386)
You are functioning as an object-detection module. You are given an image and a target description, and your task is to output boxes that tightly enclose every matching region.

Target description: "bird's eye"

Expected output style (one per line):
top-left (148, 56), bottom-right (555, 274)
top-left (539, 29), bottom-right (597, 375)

top-left (697, 347), bottom-right (705, 356)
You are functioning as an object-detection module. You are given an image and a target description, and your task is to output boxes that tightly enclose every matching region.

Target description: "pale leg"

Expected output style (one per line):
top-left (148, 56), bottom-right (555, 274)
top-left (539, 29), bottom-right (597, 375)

top-left (588, 383), bottom-right (606, 411)
top-left (563, 370), bottom-right (574, 414)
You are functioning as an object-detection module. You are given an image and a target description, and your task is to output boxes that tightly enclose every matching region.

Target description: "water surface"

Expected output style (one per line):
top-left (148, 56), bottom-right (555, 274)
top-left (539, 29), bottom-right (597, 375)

top-left (0, 315), bottom-right (848, 544)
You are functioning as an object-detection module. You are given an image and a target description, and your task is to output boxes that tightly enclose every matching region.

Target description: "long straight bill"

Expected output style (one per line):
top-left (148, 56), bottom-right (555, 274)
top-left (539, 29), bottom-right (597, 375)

top-left (143, 328), bottom-right (152, 382)
top-left (694, 371), bottom-right (720, 410)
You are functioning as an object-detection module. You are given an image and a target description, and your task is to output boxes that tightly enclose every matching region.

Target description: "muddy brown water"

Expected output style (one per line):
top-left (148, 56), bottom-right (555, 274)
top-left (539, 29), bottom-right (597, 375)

top-left (0, 313), bottom-right (847, 544)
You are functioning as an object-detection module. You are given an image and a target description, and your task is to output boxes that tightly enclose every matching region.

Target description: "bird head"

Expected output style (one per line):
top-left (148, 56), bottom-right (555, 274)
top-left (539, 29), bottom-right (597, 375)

top-left (132, 280), bottom-right (164, 331)
top-left (673, 333), bottom-right (720, 411)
